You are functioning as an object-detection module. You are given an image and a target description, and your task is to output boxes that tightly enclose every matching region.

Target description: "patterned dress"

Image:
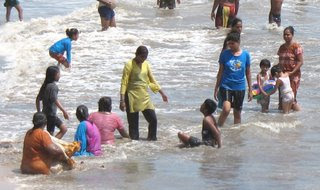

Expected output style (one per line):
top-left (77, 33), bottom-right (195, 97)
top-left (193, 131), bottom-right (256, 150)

top-left (277, 42), bottom-right (303, 101)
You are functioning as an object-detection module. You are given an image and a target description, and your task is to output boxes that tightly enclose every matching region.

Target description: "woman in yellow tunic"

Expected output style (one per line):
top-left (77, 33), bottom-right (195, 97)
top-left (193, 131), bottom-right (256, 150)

top-left (119, 46), bottom-right (168, 140)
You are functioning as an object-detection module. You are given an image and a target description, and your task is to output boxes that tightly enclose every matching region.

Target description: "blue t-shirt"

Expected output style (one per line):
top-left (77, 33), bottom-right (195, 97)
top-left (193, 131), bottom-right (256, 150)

top-left (219, 49), bottom-right (251, 90)
top-left (49, 37), bottom-right (72, 63)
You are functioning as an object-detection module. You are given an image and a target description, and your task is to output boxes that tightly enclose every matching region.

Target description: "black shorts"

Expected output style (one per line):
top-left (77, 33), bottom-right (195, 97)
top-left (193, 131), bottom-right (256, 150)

top-left (46, 115), bottom-right (63, 134)
top-left (98, 6), bottom-right (115, 20)
top-left (220, 87), bottom-right (245, 111)
top-left (188, 136), bottom-right (202, 147)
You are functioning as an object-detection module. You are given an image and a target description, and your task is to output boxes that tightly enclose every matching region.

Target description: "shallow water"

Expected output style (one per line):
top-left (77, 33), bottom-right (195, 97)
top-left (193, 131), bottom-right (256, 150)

top-left (0, 0), bottom-right (320, 189)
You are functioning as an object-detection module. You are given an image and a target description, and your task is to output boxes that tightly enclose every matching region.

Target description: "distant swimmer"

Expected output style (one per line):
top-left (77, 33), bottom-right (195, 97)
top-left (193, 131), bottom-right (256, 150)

top-left (97, 0), bottom-right (116, 31)
top-left (4, 0), bottom-right (23, 22)
top-left (211, 0), bottom-right (239, 28)
top-left (49, 28), bottom-right (79, 68)
top-left (157, 0), bottom-right (181, 10)
top-left (269, 0), bottom-right (283, 26)
top-left (178, 99), bottom-right (221, 148)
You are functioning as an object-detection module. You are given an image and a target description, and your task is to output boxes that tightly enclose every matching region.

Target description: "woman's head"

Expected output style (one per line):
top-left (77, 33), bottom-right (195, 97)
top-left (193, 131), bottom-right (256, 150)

top-left (271, 65), bottom-right (282, 78)
top-left (76, 105), bottom-right (89, 122)
top-left (135, 46), bottom-right (149, 63)
top-left (66, 28), bottom-right (79, 41)
top-left (226, 32), bottom-right (241, 51)
top-left (32, 112), bottom-right (47, 130)
top-left (38, 66), bottom-right (60, 99)
top-left (98, 96), bottom-right (112, 112)
top-left (283, 26), bottom-right (294, 43)
top-left (45, 65), bottom-right (60, 83)
top-left (260, 59), bottom-right (271, 72)
top-left (231, 18), bottom-right (242, 33)
top-left (200, 99), bottom-right (217, 115)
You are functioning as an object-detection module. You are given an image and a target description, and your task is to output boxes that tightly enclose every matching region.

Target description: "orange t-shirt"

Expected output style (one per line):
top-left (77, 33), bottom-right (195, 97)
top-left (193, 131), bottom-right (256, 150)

top-left (20, 129), bottom-right (53, 175)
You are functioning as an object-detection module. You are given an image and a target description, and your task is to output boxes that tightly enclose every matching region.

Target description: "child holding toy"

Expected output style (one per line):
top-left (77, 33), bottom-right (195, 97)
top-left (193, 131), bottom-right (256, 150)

top-left (256, 59), bottom-right (272, 113)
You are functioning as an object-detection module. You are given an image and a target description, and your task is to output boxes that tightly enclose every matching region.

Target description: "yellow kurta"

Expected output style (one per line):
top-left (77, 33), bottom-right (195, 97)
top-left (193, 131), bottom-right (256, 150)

top-left (120, 60), bottom-right (161, 113)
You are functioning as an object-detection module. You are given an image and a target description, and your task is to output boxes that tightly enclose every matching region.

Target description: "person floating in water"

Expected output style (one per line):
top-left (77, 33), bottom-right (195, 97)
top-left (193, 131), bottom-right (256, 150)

top-left (4, 0), bottom-right (23, 22)
top-left (269, 0), bottom-right (283, 26)
top-left (157, 0), bottom-right (180, 10)
top-left (211, 0), bottom-right (239, 28)
top-left (178, 99), bottom-right (221, 148)
top-left (49, 28), bottom-right (79, 68)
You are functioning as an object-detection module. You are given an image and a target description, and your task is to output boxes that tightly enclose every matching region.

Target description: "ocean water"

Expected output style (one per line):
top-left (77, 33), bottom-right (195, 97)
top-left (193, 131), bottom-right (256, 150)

top-left (0, 0), bottom-right (320, 189)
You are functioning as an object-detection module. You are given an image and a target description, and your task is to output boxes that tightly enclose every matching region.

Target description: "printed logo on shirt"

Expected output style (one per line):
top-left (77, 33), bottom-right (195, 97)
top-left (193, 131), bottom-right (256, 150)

top-left (229, 59), bottom-right (242, 71)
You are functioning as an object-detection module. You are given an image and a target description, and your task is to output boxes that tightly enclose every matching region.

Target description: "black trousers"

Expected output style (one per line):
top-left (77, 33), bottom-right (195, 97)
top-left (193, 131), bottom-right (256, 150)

top-left (125, 93), bottom-right (158, 140)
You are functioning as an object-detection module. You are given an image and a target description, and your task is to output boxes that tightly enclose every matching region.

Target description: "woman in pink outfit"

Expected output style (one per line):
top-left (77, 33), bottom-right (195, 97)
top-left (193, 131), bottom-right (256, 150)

top-left (89, 97), bottom-right (129, 145)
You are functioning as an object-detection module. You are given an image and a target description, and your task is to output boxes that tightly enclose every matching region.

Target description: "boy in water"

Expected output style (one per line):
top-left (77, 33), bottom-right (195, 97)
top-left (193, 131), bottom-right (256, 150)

top-left (157, 0), bottom-right (181, 10)
top-left (211, 0), bottom-right (239, 28)
top-left (4, 0), bottom-right (23, 22)
top-left (269, 0), bottom-right (283, 26)
top-left (177, 99), bottom-right (221, 148)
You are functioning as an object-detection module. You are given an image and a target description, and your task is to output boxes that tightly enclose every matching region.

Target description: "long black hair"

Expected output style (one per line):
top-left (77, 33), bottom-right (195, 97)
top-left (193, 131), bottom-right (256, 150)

top-left (37, 66), bottom-right (59, 100)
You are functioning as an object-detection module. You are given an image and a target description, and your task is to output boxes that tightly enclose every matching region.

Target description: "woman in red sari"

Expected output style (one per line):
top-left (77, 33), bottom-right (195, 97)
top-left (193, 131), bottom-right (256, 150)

top-left (277, 26), bottom-right (303, 111)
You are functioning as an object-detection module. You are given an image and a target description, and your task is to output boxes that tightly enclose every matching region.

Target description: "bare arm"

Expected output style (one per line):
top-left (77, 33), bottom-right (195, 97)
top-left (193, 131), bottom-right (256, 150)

top-left (118, 128), bottom-right (130, 138)
top-left (268, 79), bottom-right (281, 96)
top-left (290, 54), bottom-right (303, 76)
top-left (205, 118), bottom-right (221, 148)
top-left (257, 74), bottom-right (268, 96)
top-left (159, 89), bottom-right (168, 102)
top-left (214, 63), bottom-right (224, 101)
top-left (45, 143), bottom-right (67, 161)
top-left (36, 96), bottom-right (41, 112)
top-left (55, 100), bottom-right (69, 120)
top-left (246, 66), bottom-right (253, 102)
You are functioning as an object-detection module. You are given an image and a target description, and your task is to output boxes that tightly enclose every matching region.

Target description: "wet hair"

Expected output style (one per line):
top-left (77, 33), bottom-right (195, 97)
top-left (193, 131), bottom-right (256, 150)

top-left (76, 105), bottom-right (89, 122)
top-left (204, 99), bottom-right (217, 114)
top-left (271, 65), bottom-right (282, 77)
top-left (226, 32), bottom-right (240, 43)
top-left (135, 46), bottom-right (149, 56)
top-left (260, 59), bottom-right (271, 68)
top-left (284, 26), bottom-right (295, 36)
top-left (37, 66), bottom-right (60, 100)
top-left (98, 96), bottom-right (112, 112)
top-left (32, 112), bottom-right (47, 130)
top-left (66, 28), bottom-right (79, 38)
top-left (231, 17), bottom-right (242, 28)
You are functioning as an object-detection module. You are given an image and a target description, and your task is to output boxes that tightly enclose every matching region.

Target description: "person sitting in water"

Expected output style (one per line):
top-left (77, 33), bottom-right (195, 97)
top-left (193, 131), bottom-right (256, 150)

top-left (157, 0), bottom-right (180, 9)
top-left (88, 97), bottom-right (130, 145)
top-left (211, 0), bottom-right (239, 28)
top-left (74, 105), bottom-right (102, 156)
top-left (20, 112), bottom-right (73, 175)
top-left (177, 99), bottom-right (222, 148)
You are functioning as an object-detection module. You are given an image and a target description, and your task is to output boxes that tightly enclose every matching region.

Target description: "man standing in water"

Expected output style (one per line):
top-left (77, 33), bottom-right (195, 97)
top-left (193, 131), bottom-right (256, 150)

top-left (211, 0), bottom-right (239, 28)
top-left (269, 0), bottom-right (283, 26)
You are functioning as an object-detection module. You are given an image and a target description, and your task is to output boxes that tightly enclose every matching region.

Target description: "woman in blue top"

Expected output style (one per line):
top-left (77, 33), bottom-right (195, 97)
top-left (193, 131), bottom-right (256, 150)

top-left (49, 28), bottom-right (79, 68)
top-left (214, 32), bottom-right (252, 126)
